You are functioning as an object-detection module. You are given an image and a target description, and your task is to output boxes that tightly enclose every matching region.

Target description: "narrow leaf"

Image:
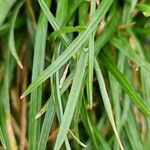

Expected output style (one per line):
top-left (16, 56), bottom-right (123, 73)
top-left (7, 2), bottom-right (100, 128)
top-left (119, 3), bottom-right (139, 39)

top-left (100, 52), bottom-right (150, 116)
top-left (28, 0), bottom-right (51, 149)
top-left (8, 1), bottom-right (24, 69)
top-left (0, 126), bottom-right (6, 149)
top-left (54, 51), bottom-right (88, 149)
top-left (94, 59), bottom-right (124, 150)
top-left (37, 101), bottom-right (55, 150)
top-left (137, 3), bottom-right (150, 17)
top-left (0, 0), bottom-right (16, 27)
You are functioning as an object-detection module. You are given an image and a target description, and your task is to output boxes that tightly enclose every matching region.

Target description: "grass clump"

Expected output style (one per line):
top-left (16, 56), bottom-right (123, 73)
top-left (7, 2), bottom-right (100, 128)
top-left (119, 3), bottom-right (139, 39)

top-left (0, 0), bottom-right (150, 149)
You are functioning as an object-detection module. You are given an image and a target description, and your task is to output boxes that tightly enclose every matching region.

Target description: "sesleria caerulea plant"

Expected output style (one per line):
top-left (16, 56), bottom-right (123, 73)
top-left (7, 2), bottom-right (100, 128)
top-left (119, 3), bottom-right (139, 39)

top-left (0, 0), bottom-right (150, 149)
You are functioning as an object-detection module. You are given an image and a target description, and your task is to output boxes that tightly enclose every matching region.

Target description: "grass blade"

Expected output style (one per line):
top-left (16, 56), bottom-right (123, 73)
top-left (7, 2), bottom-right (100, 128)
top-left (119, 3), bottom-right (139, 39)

top-left (0, 37), bottom-right (18, 150)
top-left (100, 52), bottom-right (150, 116)
top-left (137, 3), bottom-right (150, 17)
top-left (36, 70), bottom-right (75, 119)
top-left (111, 36), bottom-right (150, 72)
top-left (8, 1), bottom-right (24, 69)
top-left (38, 0), bottom-right (70, 46)
top-left (55, 0), bottom-right (68, 26)
top-left (28, 0), bottom-right (51, 149)
top-left (81, 96), bottom-right (111, 150)
top-left (0, 126), bottom-right (6, 149)
top-left (48, 25), bottom-right (86, 41)
top-left (87, 0), bottom-right (96, 108)
top-left (130, 0), bottom-right (137, 13)
top-left (95, 59), bottom-right (124, 150)
top-left (0, 0), bottom-right (16, 27)
top-left (37, 101), bottom-right (55, 150)
top-left (69, 130), bottom-right (87, 148)
top-left (95, 7), bottom-right (121, 55)
top-left (54, 51), bottom-right (88, 149)
top-left (52, 43), bottom-right (71, 149)
top-left (125, 111), bottom-right (143, 150)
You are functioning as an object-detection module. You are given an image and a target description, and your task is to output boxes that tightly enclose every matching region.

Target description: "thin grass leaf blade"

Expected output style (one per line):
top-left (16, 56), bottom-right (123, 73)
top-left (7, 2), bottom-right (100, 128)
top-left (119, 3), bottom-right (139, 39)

top-left (48, 26), bottom-right (86, 41)
top-left (69, 130), bottom-right (87, 148)
top-left (28, 0), bottom-right (51, 149)
top-left (56, 0), bottom-right (68, 26)
top-left (130, 0), bottom-right (137, 13)
top-left (38, 0), bottom-right (70, 46)
top-left (36, 70), bottom-right (75, 118)
top-left (81, 98), bottom-right (111, 150)
top-left (94, 59), bottom-right (124, 150)
top-left (100, 52), bottom-right (150, 116)
top-left (0, 126), bottom-right (6, 149)
top-left (95, 8), bottom-right (121, 55)
top-left (0, 0), bottom-right (16, 27)
top-left (111, 36), bottom-right (150, 72)
top-left (137, 3), bottom-right (150, 17)
top-left (8, 1), bottom-right (24, 69)
top-left (37, 101), bottom-right (55, 150)
top-left (54, 51), bottom-right (88, 149)
top-left (87, 0), bottom-right (96, 108)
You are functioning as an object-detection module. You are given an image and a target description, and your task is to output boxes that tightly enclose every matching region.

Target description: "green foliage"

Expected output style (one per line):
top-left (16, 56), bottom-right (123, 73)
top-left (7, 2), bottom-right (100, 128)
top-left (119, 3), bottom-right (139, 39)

top-left (0, 0), bottom-right (150, 149)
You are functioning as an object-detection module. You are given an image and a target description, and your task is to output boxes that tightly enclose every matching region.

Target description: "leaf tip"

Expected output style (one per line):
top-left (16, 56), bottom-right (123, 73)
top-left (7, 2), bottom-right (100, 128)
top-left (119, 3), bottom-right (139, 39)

top-left (35, 114), bottom-right (40, 120)
top-left (20, 94), bottom-right (24, 99)
top-left (20, 63), bottom-right (23, 69)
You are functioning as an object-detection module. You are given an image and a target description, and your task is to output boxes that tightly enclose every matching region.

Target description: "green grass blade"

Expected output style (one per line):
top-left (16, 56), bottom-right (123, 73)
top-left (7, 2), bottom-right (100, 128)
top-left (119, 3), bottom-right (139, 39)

top-left (66, 0), bottom-right (85, 25)
top-left (37, 40), bottom-right (71, 149)
top-left (94, 59), bottom-right (124, 150)
top-left (137, 3), bottom-right (150, 17)
top-left (37, 101), bottom-right (55, 150)
top-left (36, 70), bottom-right (75, 119)
top-left (111, 37), bottom-right (140, 65)
top-left (35, 99), bottom-right (50, 119)
top-left (21, 0), bottom-right (113, 98)
top-left (52, 43), bottom-right (71, 149)
top-left (81, 97), bottom-right (111, 150)
top-left (48, 25), bottom-right (86, 41)
top-left (95, 8), bottom-right (121, 55)
top-left (28, 0), bottom-right (51, 149)
top-left (55, 26), bottom-right (86, 33)
top-left (111, 36), bottom-right (150, 72)
top-left (0, 126), bottom-right (6, 149)
top-left (8, 1), bottom-right (24, 69)
top-left (125, 111), bottom-right (143, 150)
top-left (38, 0), bottom-right (70, 46)
top-left (100, 52), bottom-right (150, 116)
top-left (49, 26), bottom-right (86, 38)
top-left (54, 51), bottom-right (88, 149)
top-left (130, 0), bottom-right (137, 13)
top-left (119, 65), bottom-right (131, 131)
top-left (55, 0), bottom-right (68, 26)
top-left (69, 130), bottom-right (87, 148)
top-left (0, 0), bottom-right (16, 27)
top-left (0, 36), bottom-right (18, 150)
top-left (0, 16), bottom-right (25, 37)
top-left (78, 1), bottom-right (89, 25)
top-left (87, 0), bottom-right (96, 108)
top-left (134, 27), bottom-right (150, 35)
